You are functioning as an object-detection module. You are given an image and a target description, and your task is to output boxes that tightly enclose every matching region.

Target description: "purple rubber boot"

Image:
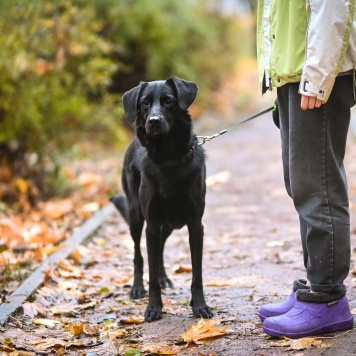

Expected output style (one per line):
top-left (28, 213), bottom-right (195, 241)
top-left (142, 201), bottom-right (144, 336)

top-left (263, 291), bottom-right (354, 339)
top-left (259, 279), bottom-right (309, 321)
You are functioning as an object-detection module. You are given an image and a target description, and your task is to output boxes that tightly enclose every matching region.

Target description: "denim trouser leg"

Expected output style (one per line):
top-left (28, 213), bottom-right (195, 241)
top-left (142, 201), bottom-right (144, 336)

top-left (277, 75), bottom-right (354, 293)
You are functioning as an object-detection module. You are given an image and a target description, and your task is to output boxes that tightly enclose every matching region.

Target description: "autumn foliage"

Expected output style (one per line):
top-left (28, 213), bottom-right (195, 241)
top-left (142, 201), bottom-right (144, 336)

top-left (0, 0), bottom-right (246, 207)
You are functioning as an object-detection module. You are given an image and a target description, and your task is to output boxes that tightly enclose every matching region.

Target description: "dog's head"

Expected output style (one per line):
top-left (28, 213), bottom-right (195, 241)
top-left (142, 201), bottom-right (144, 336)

top-left (122, 77), bottom-right (198, 136)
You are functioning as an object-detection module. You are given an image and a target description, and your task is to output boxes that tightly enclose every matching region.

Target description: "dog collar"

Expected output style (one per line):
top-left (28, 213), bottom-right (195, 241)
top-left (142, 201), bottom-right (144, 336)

top-left (158, 136), bottom-right (198, 167)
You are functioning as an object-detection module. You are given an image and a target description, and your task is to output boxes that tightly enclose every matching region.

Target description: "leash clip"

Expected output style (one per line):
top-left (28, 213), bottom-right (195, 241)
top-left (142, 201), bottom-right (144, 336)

top-left (196, 130), bottom-right (227, 146)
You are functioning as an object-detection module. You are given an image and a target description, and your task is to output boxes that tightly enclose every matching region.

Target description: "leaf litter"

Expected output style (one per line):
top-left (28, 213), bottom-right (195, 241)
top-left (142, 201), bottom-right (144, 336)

top-left (2, 127), bottom-right (356, 354)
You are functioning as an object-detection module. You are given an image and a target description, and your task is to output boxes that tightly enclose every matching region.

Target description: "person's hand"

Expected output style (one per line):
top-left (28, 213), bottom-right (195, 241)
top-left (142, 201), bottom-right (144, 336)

top-left (301, 95), bottom-right (325, 110)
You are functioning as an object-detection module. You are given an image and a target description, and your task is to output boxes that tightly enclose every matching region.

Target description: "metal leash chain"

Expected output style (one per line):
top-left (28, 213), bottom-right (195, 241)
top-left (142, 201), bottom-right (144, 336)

top-left (196, 104), bottom-right (276, 146)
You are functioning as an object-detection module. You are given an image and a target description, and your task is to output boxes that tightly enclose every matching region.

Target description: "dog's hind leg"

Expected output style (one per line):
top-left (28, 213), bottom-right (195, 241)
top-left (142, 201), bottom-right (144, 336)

top-left (188, 221), bottom-right (213, 319)
top-left (159, 226), bottom-right (174, 289)
top-left (111, 194), bottom-right (145, 299)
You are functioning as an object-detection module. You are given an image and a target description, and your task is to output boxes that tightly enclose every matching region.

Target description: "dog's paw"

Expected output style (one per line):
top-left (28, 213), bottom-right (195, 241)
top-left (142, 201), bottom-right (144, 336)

top-left (159, 276), bottom-right (173, 289)
top-left (144, 306), bottom-right (163, 322)
top-left (192, 305), bottom-right (214, 319)
top-left (130, 286), bottom-right (146, 299)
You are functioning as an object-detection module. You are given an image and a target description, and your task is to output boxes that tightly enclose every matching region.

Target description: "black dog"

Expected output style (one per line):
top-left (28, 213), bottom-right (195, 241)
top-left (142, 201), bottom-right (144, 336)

top-left (110, 77), bottom-right (213, 322)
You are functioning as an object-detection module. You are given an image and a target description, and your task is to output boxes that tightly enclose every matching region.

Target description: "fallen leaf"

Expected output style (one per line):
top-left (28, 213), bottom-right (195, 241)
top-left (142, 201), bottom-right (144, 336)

top-left (266, 240), bottom-right (285, 247)
top-left (125, 349), bottom-right (141, 356)
top-left (57, 347), bottom-right (67, 356)
top-left (140, 342), bottom-right (178, 355)
top-left (269, 337), bottom-right (324, 351)
top-left (41, 245), bottom-right (60, 256)
top-left (93, 237), bottom-right (106, 246)
top-left (120, 315), bottom-right (145, 324)
top-left (108, 329), bottom-right (126, 339)
top-left (22, 302), bottom-right (46, 318)
top-left (44, 199), bottom-right (74, 219)
top-left (98, 287), bottom-right (110, 294)
top-left (51, 301), bottom-right (97, 315)
top-left (174, 264), bottom-right (192, 273)
top-left (83, 323), bottom-right (101, 336)
top-left (81, 201), bottom-right (100, 213)
top-left (35, 337), bottom-right (83, 349)
top-left (69, 322), bottom-right (85, 336)
top-left (0, 344), bottom-right (15, 353)
top-left (57, 259), bottom-right (84, 278)
top-left (180, 318), bottom-right (232, 344)
top-left (33, 318), bottom-right (61, 327)
top-left (70, 249), bottom-right (84, 263)
top-left (205, 279), bottom-right (233, 287)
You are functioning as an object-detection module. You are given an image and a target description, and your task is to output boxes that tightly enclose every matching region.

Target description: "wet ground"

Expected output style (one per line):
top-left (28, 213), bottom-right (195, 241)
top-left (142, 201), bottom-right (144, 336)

top-left (1, 109), bottom-right (356, 355)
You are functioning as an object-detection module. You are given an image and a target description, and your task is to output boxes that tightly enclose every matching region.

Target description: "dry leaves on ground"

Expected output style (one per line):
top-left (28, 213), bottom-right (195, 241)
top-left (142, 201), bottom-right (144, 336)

top-left (180, 318), bottom-right (233, 344)
top-left (268, 336), bottom-right (332, 351)
top-left (0, 158), bottom-right (119, 299)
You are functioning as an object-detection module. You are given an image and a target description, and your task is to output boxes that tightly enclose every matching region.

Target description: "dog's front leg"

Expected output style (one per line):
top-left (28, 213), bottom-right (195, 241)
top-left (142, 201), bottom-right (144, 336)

top-left (145, 222), bottom-right (163, 322)
top-left (188, 221), bottom-right (213, 319)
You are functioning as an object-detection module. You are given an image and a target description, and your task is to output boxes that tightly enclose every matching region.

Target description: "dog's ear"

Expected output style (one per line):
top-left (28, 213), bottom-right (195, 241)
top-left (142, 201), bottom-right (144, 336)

top-left (167, 77), bottom-right (198, 111)
top-left (122, 82), bottom-right (145, 123)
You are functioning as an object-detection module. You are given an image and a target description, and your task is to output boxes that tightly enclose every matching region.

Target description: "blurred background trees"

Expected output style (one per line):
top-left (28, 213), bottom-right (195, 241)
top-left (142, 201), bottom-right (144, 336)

top-left (0, 0), bottom-right (257, 206)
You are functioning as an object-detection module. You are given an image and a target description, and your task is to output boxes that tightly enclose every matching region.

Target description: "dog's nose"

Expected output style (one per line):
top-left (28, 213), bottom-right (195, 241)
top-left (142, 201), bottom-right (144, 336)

top-left (148, 115), bottom-right (161, 125)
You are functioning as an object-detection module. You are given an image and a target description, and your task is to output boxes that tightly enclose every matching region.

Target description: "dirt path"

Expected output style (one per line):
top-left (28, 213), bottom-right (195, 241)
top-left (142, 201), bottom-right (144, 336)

top-left (1, 112), bottom-right (356, 355)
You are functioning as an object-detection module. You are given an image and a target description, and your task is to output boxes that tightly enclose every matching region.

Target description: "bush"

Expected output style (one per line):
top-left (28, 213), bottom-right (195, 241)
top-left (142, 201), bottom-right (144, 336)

top-left (0, 0), bottom-right (123, 152)
top-left (0, 0), bottom-right (124, 201)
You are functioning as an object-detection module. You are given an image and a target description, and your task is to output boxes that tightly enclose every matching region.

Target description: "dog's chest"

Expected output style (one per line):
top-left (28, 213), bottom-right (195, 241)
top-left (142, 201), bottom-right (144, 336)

top-left (158, 174), bottom-right (183, 197)
top-left (141, 169), bottom-right (202, 227)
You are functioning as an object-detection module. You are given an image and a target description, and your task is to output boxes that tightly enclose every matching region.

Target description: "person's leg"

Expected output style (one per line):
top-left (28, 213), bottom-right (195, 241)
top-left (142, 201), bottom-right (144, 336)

top-left (286, 76), bottom-right (352, 293)
top-left (278, 84), bottom-right (310, 270)
top-left (263, 75), bottom-right (354, 337)
top-left (259, 85), bottom-right (309, 321)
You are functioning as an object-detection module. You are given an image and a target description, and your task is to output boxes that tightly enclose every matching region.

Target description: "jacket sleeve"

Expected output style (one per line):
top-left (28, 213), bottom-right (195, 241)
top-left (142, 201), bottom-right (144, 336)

top-left (299, 0), bottom-right (355, 101)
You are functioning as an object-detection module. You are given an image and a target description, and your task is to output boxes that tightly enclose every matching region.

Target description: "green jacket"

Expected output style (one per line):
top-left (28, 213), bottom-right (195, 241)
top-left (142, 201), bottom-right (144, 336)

top-left (257, 0), bottom-right (356, 101)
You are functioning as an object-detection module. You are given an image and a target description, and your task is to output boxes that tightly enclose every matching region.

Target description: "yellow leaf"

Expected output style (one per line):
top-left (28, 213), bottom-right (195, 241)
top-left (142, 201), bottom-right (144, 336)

top-left (180, 318), bottom-right (232, 344)
top-left (206, 280), bottom-right (233, 287)
top-left (120, 315), bottom-right (145, 324)
top-left (174, 264), bottom-right (192, 273)
top-left (108, 329), bottom-right (126, 338)
top-left (69, 322), bottom-right (85, 336)
top-left (33, 318), bottom-right (61, 327)
top-left (41, 245), bottom-right (60, 256)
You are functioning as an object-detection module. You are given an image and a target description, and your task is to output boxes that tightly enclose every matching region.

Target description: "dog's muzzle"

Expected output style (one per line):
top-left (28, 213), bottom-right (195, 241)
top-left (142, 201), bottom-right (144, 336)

top-left (146, 114), bottom-right (168, 135)
top-left (147, 114), bottom-right (162, 126)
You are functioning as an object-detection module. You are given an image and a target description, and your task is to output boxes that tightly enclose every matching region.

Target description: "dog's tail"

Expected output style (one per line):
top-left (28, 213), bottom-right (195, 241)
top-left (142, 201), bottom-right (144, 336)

top-left (109, 194), bottom-right (129, 223)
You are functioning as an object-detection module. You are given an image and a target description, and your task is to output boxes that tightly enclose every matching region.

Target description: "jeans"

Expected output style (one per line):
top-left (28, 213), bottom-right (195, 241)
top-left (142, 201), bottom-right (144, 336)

top-left (277, 75), bottom-right (355, 294)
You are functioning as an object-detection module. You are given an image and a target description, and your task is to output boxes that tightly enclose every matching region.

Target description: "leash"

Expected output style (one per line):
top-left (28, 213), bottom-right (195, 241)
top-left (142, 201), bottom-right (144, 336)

top-left (196, 105), bottom-right (276, 146)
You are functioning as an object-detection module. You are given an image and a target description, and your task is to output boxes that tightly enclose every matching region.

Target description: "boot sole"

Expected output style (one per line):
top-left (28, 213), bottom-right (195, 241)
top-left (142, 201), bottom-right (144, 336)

top-left (264, 317), bottom-right (354, 339)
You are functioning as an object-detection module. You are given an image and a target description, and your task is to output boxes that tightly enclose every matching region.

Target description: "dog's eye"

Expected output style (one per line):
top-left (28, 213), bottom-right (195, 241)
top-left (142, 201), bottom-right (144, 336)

top-left (142, 99), bottom-right (150, 106)
top-left (164, 98), bottom-right (173, 105)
